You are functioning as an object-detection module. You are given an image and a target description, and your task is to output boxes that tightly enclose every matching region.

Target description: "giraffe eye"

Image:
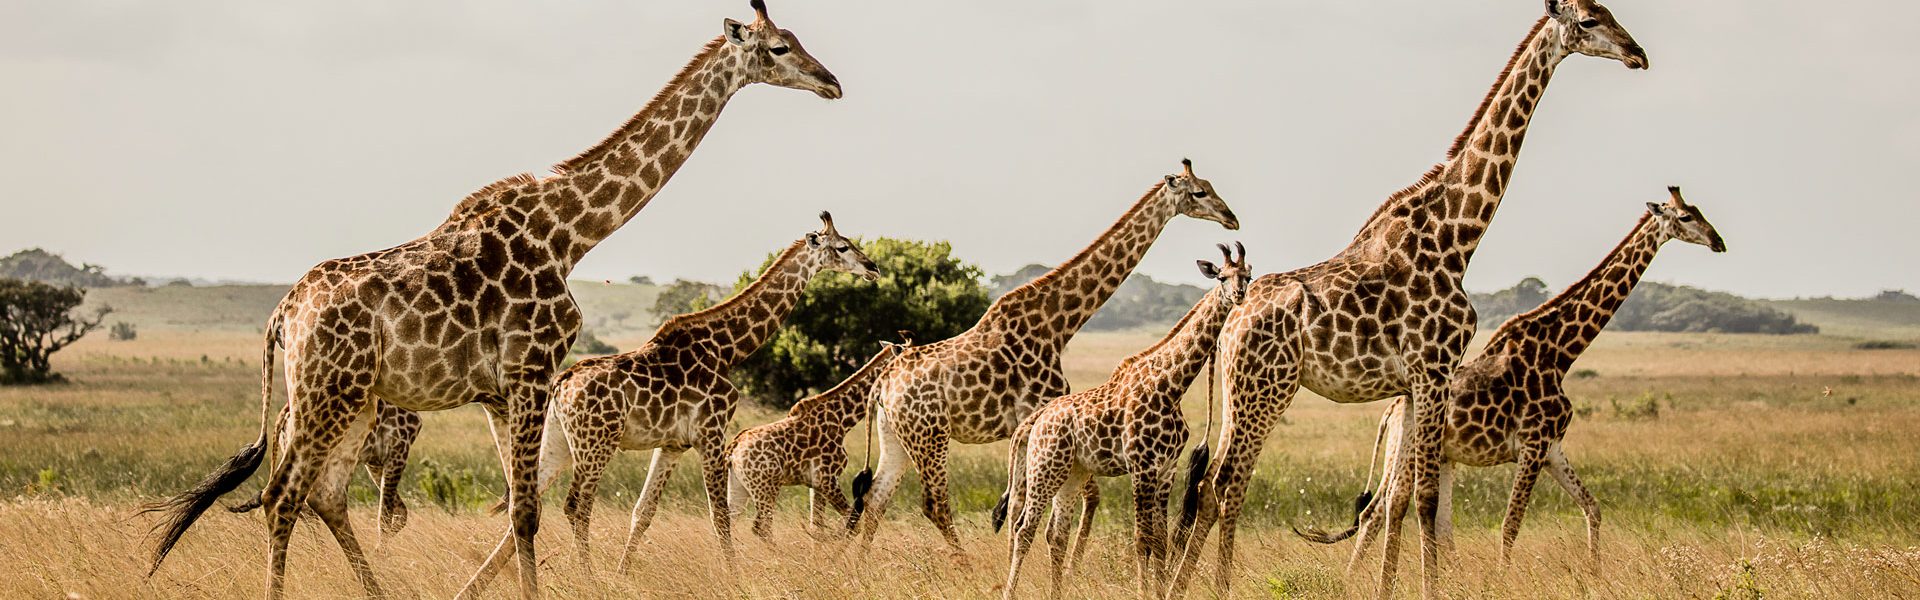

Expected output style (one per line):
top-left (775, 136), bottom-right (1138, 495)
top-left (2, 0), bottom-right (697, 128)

top-left (1190, 191), bottom-right (1208, 199)
top-left (1578, 19), bottom-right (1600, 28)
top-left (835, 245), bottom-right (851, 252)
top-left (1677, 215), bottom-right (1694, 223)
top-left (770, 46), bottom-right (791, 56)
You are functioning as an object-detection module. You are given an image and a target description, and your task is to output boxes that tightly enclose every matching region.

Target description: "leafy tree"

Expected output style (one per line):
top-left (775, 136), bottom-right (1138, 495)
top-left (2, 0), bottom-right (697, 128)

top-left (650, 278), bottom-right (724, 326)
top-left (991, 264), bottom-right (1209, 331)
top-left (1469, 276), bottom-right (1551, 328)
top-left (0, 278), bottom-right (110, 384)
top-left (627, 275), bottom-right (656, 286)
top-left (732, 238), bottom-right (990, 408)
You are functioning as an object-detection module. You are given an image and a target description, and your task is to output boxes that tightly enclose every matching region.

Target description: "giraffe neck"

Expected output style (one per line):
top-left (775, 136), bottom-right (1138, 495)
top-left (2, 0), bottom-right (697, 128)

top-left (1502, 213), bottom-right (1665, 369)
top-left (978, 184), bottom-right (1180, 349)
top-left (789, 347), bottom-right (896, 434)
top-left (659, 240), bottom-right (818, 366)
top-left (1116, 286), bottom-right (1233, 401)
top-left (1348, 18), bottom-right (1568, 267)
top-left (452, 37), bottom-right (747, 270)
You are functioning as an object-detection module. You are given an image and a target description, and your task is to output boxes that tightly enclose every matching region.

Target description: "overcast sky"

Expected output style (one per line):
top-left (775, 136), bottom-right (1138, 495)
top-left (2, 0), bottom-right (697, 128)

top-left (2, 1), bottom-right (1913, 298)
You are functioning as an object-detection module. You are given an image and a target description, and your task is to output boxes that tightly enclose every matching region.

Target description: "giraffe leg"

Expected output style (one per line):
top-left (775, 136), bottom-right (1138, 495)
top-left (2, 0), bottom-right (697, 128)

top-left (810, 477), bottom-right (853, 541)
top-left (1003, 446), bottom-right (1069, 600)
top-left (1374, 384), bottom-right (1423, 600)
top-left (617, 447), bottom-right (683, 574)
top-left (1045, 470), bottom-right (1091, 600)
top-left (747, 473), bottom-right (779, 543)
top-left (1067, 480), bottom-right (1099, 575)
top-left (1348, 439), bottom-right (1403, 575)
top-left (698, 424), bottom-right (739, 567)
top-left (1545, 443), bottom-right (1601, 568)
top-left (851, 408), bottom-right (913, 552)
top-left (1166, 370), bottom-right (1297, 599)
top-left (561, 424), bottom-right (618, 573)
top-left (373, 403), bottom-right (421, 541)
top-left (1499, 444), bottom-right (1548, 565)
top-left (307, 399), bottom-right (384, 597)
top-left (1132, 473), bottom-right (1173, 599)
top-left (903, 433), bottom-right (965, 560)
top-left (455, 377), bottom-right (552, 600)
top-left (262, 373), bottom-right (375, 600)
top-left (1384, 370), bottom-right (1452, 600)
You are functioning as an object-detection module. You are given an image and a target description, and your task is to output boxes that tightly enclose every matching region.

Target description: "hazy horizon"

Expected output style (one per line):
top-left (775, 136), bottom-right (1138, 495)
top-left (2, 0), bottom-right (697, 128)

top-left (3, 1), bottom-right (1914, 298)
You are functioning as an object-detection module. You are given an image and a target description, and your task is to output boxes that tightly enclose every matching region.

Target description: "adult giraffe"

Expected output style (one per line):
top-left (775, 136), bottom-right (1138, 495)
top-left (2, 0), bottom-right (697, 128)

top-left (1296, 188), bottom-right (1726, 569)
top-left (850, 159), bottom-right (1240, 558)
top-left (1167, 2), bottom-right (1647, 597)
top-left (140, 2), bottom-right (842, 598)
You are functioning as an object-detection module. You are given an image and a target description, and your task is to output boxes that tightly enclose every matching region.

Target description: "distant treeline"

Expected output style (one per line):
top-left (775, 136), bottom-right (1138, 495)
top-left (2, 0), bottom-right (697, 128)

top-left (1470, 277), bottom-right (1818, 334)
top-left (0, 249), bottom-right (142, 288)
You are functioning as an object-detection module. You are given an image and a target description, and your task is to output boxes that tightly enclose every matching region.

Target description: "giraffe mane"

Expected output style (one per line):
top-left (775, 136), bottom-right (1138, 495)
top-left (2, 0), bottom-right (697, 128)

top-left (990, 182), bottom-right (1166, 311)
top-left (1484, 210), bottom-right (1654, 350)
top-left (654, 238), bottom-right (805, 334)
top-left (550, 36), bottom-right (731, 176)
top-left (440, 173), bottom-right (541, 227)
top-left (1349, 17), bottom-right (1550, 242)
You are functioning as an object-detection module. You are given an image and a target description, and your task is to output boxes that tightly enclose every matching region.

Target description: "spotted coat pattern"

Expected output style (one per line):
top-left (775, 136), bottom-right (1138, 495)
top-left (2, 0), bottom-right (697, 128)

top-left (532, 217), bottom-right (878, 572)
top-left (1001, 247), bottom-right (1251, 600)
top-left (848, 160), bottom-right (1240, 557)
top-left (1308, 189), bottom-right (1725, 571)
top-left (724, 334), bottom-right (911, 541)
top-left (1167, 4), bottom-right (1649, 598)
top-left (141, 4), bottom-right (843, 599)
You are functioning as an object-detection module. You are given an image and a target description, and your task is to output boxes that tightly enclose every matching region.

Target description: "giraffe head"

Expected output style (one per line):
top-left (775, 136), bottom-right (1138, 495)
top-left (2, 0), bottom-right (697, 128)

top-left (1545, 0), bottom-right (1648, 69)
top-left (722, 0), bottom-right (843, 99)
top-left (1647, 186), bottom-right (1726, 253)
top-left (1196, 242), bottom-right (1253, 306)
top-left (1163, 158), bottom-right (1241, 230)
top-left (805, 211), bottom-right (883, 280)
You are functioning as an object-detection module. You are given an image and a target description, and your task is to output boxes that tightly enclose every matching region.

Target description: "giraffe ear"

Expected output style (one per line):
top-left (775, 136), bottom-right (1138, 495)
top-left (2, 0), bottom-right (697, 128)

top-left (1645, 202), bottom-right (1665, 215)
top-left (1164, 174), bottom-right (1182, 189)
top-left (1545, 0), bottom-right (1563, 17)
top-left (1196, 260), bottom-right (1222, 280)
top-left (806, 231), bottom-right (821, 247)
top-left (724, 18), bottom-right (750, 46)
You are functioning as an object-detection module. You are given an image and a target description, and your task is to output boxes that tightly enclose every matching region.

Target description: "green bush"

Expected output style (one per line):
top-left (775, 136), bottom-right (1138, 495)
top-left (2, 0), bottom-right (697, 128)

top-left (731, 238), bottom-right (989, 408)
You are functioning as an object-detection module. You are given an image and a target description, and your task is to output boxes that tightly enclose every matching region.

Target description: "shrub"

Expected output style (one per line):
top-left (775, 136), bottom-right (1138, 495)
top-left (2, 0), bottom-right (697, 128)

top-left (731, 238), bottom-right (990, 408)
top-left (109, 321), bottom-right (137, 341)
top-left (570, 327), bottom-right (617, 356)
top-left (651, 279), bottom-right (725, 326)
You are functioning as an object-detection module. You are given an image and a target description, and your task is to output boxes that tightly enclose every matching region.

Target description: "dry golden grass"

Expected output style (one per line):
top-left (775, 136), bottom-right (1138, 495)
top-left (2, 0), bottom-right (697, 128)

top-left (2, 325), bottom-right (1917, 598)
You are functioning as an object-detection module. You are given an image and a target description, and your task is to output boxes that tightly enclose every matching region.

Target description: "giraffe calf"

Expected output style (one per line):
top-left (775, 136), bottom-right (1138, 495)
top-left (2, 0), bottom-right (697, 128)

top-left (999, 244), bottom-right (1251, 600)
top-left (725, 332), bottom-right (913, 541)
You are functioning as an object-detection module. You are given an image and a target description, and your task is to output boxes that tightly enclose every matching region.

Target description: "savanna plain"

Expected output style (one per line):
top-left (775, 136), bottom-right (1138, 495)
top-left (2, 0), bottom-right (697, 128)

top-left (2, 284), bottom-right (1917, 599)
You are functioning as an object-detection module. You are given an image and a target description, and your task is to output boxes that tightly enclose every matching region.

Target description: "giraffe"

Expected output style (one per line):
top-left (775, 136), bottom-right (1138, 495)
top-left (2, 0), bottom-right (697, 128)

top-left (998, 244), bottom-right (1252, 600)
top-left (849, 159), bottom-right (1241, 558)
top-left (139, 2), bottom-right (842, 598)
top-left (516, 212), bottom-right (880, 574)
top-left (1165, 2), bottom-right (1648, 597)
top-left (724, 330), bottom-right (916, 542)
top-left (1295, 187), bottom-right (1726, 569)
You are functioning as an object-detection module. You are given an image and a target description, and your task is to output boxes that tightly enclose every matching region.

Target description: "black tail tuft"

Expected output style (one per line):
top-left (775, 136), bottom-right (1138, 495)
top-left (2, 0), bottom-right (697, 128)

top-left (845, 467), bottom-right (874, 532)
top-left (990, 491), bottom-right (1011, 533)
top-left (1178, 444), bottom-right (1212, 531)
top-left (1350, 490), bottom-right (1375, 526)
top-left (1292, 522), bottom-right (1362, 544)
top-left (140, 440), bottom-right (267, 576)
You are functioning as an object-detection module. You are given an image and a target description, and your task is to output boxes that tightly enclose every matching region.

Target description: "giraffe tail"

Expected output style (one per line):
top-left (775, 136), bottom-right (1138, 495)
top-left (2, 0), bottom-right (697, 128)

top-left (1176, 443), bottom-right (1212, 532)
top-left (1292, 398), bottom-right (1397, 544)
top-left (141, 307), bottom-right (283, 576)
top-left (991, 416), bottom-right (1038, 534)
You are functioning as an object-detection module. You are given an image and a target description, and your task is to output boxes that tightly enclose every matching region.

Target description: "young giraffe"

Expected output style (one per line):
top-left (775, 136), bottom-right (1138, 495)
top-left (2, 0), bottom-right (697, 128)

top-left (848, 159), bottom-right (1241, 558)
top-left (724, 331), bottom-right (915, 542)
top-left (1296, 188), bottom-right (1726, 568)
top-left (140, 3), bottom-right (842, 598)
top-left (1167, 2), bottom-right (1648, 598)
top-left (998, 244), bottom-right (1252, 600)
top-left (523, 212), bottom-right (880, 573)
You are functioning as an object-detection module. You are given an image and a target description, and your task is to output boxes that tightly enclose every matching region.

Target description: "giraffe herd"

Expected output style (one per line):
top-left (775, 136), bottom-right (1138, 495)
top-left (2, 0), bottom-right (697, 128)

top-left (137, 1), bottom-right (1735, 598)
